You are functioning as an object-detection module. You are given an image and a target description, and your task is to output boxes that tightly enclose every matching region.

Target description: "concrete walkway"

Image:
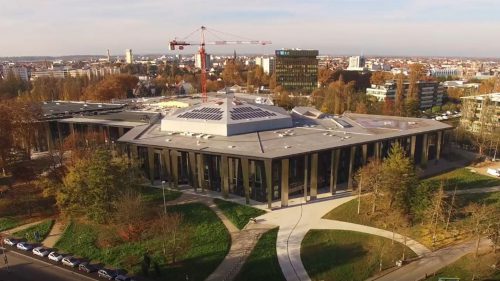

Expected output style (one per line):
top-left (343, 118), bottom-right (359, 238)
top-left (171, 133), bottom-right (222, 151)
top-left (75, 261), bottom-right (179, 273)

top-left (446, 185), bottom-right (500, 195)
top-left (256, 192), bottom-right (356, 281)
top-left (164, 192), bottom-right (274, 281)
top-left (256, 192), bottom-right (433, 281)
top-left (1, 220), bottom-right (45, 236)
top-left (373, 238), bottom-right (493, 281)
top-left (314, 219), bottom-right (431, 256)
top-left (42, 221), bottom-right (65, 248)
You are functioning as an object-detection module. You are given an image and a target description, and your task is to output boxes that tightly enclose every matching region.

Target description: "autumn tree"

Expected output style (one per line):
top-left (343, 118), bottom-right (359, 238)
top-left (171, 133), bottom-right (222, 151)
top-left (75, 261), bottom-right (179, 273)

top-left (355, 159), bottom-right (383, 214)
top-left (0, 103), bottom-right (14, 174)
top-left (370, 71), bottom-right (392, 86)
top-left (153, 211), bottom-right (190, 264)
top-left (221, 60), bottom-right (244, 86)
top-left (83, 74), bottom-right (138, 101)
top-left (465, 203), bottom-right (496, 257)
top-left (113, 190), bottom-right (152, 241)
top-left (479, 77), bottom-right (500, 94)
top-left (57, 149), bottom-right (143, 223)
top-left (395, 73), bottom-right (405, 115)
top-left (318, 67), bottom-right (334, 87)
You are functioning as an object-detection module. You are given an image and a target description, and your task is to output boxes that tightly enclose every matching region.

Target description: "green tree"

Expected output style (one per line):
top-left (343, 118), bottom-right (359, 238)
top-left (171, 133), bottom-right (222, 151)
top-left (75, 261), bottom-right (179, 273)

top-left (380, 143), bottom-right (417, 214)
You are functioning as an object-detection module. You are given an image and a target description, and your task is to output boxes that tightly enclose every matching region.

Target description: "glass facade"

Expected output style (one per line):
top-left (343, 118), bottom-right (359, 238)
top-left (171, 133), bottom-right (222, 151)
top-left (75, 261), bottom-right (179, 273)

top-left (275, 49), bottom-right (319, 94)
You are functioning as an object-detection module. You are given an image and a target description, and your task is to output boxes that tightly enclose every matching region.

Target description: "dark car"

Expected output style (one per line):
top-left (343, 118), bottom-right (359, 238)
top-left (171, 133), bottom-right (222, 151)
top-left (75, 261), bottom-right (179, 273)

top-left (79, 262), bottom-right (97, 273)
top-left (98, 268), bottom-right (117, 280)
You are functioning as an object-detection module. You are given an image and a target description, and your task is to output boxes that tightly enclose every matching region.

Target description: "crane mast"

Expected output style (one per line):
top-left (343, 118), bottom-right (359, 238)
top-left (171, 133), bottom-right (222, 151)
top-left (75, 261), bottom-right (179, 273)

top-left (169, 26), bottom-right (271, 102)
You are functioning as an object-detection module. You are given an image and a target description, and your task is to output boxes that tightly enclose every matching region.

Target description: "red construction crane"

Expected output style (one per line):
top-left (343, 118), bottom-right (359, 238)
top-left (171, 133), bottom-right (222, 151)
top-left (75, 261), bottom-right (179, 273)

top-left (169, 26), bottom-right (271, 102)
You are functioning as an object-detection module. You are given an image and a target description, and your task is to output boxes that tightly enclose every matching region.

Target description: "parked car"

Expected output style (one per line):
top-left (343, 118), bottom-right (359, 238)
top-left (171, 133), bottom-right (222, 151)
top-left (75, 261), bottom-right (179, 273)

top-left (32, 247), bottom-right (50, 257)
top-left (79, 262), bottom-right (98, 273)
top-left (98, 268), bottom-right (117, 280)
top-left (48, 251), bottom-right (64, 262)
top-left (487, 168), bottom-right (500, 177)
top-left (3, 237), bottom-right (20, 246)
top-left (115, 275), bottom-right (135, 281)
top-left (62, 256), bottom-right (81, 267)
top-left (17, 242), bottom-right (34, 251)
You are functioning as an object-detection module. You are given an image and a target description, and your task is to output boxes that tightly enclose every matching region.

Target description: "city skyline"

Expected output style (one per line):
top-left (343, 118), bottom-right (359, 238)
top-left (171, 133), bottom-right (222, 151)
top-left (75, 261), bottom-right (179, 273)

top-left (1, 0), bottom-right (500, 57)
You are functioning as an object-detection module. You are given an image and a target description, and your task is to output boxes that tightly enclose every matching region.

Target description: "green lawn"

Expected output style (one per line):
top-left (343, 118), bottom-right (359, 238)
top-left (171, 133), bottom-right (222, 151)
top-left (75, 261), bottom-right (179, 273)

top-left (138, 186), bottom-right (181, 204)
top-left (422, 168), bottom-right (500, 190)
top-left (301, 230), bottom-right (416, 281)
top-left (214, 198), bottom-right (266, 230)
top-left (55, 203), bottom-right (230, 281)
top-left (234, 228), bottom-right (285, 281)
top-left (13, 219), bottom-right (54, 242)
top-left (0, 217), bottom-right (19, 232)
top-left (325, 193), bottom-right (500, 250)
top-left (425, 253), bottom-right (500, 281)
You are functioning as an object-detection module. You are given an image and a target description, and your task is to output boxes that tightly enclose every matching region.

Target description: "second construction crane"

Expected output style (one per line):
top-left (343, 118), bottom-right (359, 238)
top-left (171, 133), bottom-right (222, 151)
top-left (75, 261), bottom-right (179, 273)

top-left (169, 26), bottom-right (271, 102)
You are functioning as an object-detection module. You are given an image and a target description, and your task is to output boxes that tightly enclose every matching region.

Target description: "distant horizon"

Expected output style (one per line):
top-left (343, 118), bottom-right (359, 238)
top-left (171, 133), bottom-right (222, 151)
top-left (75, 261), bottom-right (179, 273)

top-left (2, 52), bottom-right (500, 61)
top-left (1, 0), bottom-right (499, 58)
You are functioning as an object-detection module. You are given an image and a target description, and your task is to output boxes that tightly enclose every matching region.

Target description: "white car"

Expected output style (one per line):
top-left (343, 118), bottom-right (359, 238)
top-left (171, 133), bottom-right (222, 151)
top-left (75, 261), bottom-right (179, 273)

top-left (61, 256), bottom-right (80, 267)
top-left (32, 247), bottom-right (50, 257)
top-left (16, 242), bottom-right (34, 251)
top-left (487, 168), bottom-right (500, 177)
top-left (48, 251), bottom-right (64, 262)
top-left (3, 237), bottom-right (20, 246)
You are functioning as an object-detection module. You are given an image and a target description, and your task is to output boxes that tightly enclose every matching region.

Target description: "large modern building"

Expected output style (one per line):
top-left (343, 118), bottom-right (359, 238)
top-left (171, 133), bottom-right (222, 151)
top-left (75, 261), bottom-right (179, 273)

top-left (195, 53), bottom-right (212, 69)
top-left (366, 81), bottom-right (444, 109)
top-left (37, 95), bottom-right (451, 209)
top-left (275, 49), bottom-right (318, 93)
top-left (125, 49), bottom-right (134, 64)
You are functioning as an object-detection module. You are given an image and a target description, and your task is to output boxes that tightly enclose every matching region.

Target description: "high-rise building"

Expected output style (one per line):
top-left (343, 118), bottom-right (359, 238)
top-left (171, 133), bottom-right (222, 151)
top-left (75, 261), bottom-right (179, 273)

top-left (194, 53), bottom-right (212, 69)
top-left (347, 55), bottom-right (366, 71)
top-left (275, 49), bottom-right (318, 93)
top-left (255, 56), bottom-right (275, 75)
top-left (125, 49), bottom-right (133, 64)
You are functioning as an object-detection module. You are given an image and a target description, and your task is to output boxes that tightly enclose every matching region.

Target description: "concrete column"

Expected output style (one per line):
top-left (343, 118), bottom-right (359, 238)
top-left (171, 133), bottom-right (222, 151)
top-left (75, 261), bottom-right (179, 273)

top-left (374, 142), bottom-right (381, 160)
top-left (362, 144), bottom-right (368, 165)
top-left (410, 135), bottom-right (417, 160)
top-left (281, 158), bottom-right (289, 207)
top-left (147, 147), bottom-right (155, 185)
top-left (118, 127), bottom-right (125, 138)
top-left (170, 150), bottom-right (179, 188)
top-left (69, 123), bottom-right (75, 135)
top-left (241, 157), bottom-right (250, 204)
top-left (162, 149), bottom-right (171, 186)
top-left (303, 154), bottom-right (309, 202)
top-left (329, 150), bottom-right (338, 194)
top-left (310, 153), bottom-right (318, 200)
top-left (348, 146), bottom-right (356, 190)
top-left (57, 122), bottom-right (63, 147)
top-left (105, 126), bottom-right (110, 141)
top-left (221, 155), bottom-right (229, 198)
top-left (421, 134), bottom-right (429, 166)
top-left (333, 149), bottom-right (340, 193)
top-left (436, 131), bottom-right (443, 161)
top-left (197, 154), bottom-right (204, 191)
top-left (264, 159), bottom-right (273, 209)
top-left (188, 152), bottom-right (198, 191)
top-left (228, 158), bottom-right (234, 193)
top-left (44, 122), bottom-right (54, 152)
top-left (98, 126), bottom-right (104, 140)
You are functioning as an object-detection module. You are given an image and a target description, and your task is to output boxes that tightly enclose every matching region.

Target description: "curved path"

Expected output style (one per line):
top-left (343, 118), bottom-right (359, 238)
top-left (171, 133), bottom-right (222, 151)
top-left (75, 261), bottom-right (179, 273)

top-left (256, 192), bottom-right (430, 281)
top-left (1, 220), bottom-right (45, 236)
top-left (164, 192), bottom-right (274, 281)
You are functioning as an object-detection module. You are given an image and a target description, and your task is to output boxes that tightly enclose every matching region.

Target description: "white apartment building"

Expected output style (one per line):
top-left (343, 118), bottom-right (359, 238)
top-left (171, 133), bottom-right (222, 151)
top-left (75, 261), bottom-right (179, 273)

top-left (347, 56), bottom-right (366, 71)
top-left (460, 93), bottom-right (500, 133)
top-left (125, 49), bottom-right (134, 64)
top-left (194, 53), bottom-right (212, 69)
top-left (255, 56), bottom-right (275, 75)
top-left (366, 81), bottom-right (444, 109)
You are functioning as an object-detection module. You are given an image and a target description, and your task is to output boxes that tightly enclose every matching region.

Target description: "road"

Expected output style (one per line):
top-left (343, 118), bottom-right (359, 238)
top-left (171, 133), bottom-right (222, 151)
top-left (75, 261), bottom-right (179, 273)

top-left (0, 248), bottom-right (96, 281)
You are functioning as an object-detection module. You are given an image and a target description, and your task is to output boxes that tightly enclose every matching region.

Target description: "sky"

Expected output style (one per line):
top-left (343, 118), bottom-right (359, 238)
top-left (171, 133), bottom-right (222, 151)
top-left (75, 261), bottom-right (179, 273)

top-left (1, 0), bottom-right (499, 57)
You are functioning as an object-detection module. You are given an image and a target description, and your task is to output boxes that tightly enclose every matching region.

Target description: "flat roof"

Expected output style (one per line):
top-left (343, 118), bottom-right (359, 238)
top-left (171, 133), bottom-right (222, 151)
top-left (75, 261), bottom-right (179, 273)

top-left (41, 101), bottom-right (125, 120)
top-left (58, 111), bottom-right (159, 128)
top-left (119, 112), bottom-right (452, 159)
